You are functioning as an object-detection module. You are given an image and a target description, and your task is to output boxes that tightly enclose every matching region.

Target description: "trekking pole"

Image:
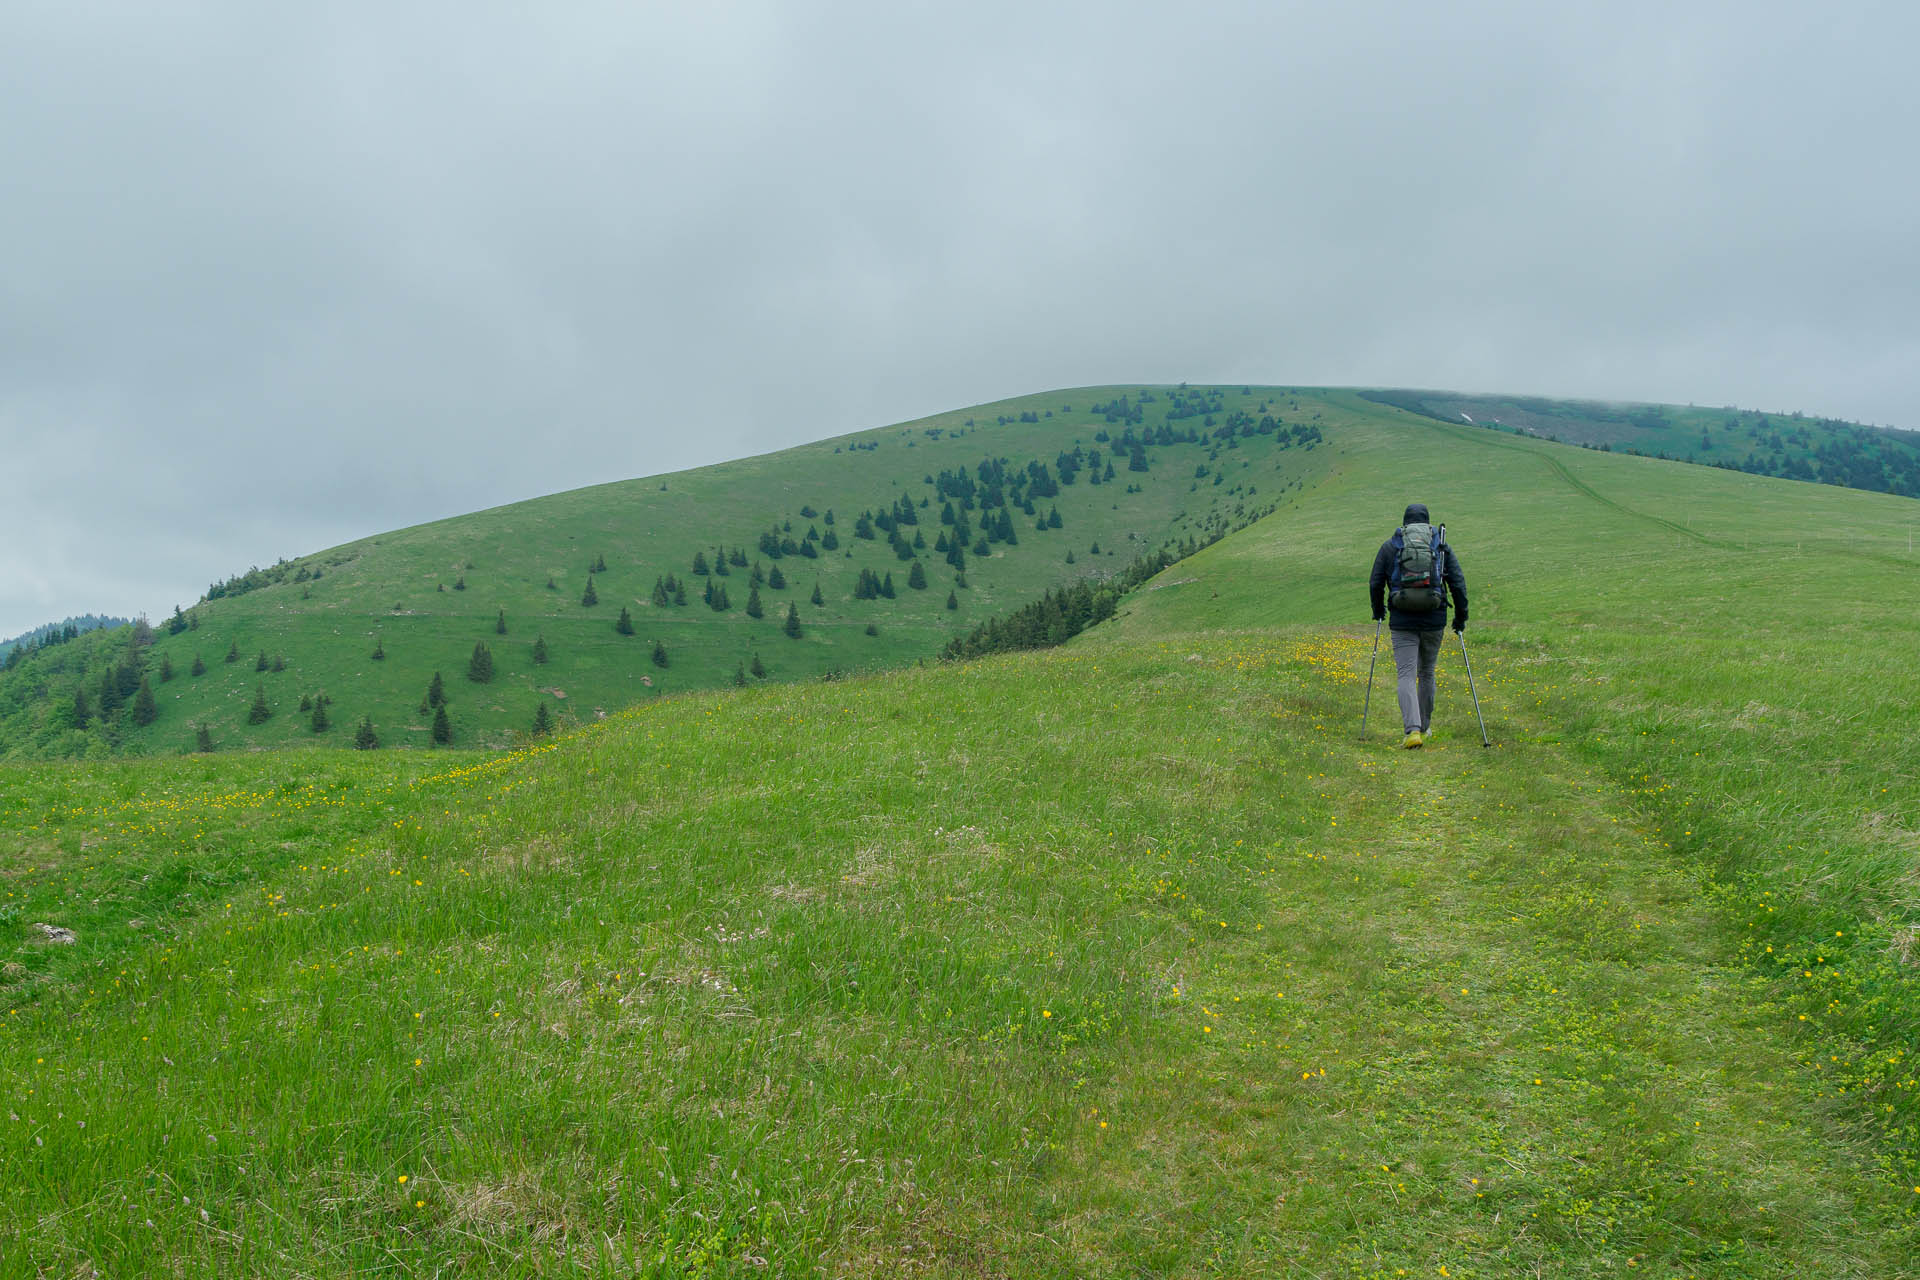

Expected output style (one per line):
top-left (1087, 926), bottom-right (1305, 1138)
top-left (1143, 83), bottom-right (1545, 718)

top-left (1360, 619), bottom-right (1383, 737)
top-left (1457, 628), bottom-right (1491, 748)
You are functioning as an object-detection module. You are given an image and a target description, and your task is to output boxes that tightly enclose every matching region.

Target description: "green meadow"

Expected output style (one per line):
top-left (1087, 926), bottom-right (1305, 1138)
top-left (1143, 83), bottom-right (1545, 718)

top-left (3, 390), bottom-right (1919, 1275)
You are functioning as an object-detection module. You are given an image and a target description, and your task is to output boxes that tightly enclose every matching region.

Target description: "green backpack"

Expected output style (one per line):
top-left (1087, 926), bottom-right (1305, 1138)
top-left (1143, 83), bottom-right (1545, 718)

top-left (1388, 522), bottom-right (1447, 612)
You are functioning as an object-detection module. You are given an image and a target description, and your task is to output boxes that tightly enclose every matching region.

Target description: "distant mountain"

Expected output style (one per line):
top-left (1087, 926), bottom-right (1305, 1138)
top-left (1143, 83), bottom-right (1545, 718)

top-left (1358, 389), bottom-right (1920, 497)
top-left (0, 615), bottom-right (131, 661)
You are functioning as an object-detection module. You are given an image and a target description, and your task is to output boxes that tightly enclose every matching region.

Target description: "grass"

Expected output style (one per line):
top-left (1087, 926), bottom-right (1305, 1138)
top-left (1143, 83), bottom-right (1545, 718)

top-left (3, 388), bottom-right (1919, 1274)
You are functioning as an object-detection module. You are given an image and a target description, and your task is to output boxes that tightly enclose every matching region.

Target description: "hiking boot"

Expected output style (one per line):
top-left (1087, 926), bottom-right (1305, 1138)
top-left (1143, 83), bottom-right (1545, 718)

top-left (1402, 730), bottom-right (1424, 749)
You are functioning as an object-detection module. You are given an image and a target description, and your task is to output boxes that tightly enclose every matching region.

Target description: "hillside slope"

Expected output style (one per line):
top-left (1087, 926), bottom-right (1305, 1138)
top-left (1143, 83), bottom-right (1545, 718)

top-left (0, 386), bottom-right (1323, 759)
top-left (4, 395), bottom-right (1918, 1274)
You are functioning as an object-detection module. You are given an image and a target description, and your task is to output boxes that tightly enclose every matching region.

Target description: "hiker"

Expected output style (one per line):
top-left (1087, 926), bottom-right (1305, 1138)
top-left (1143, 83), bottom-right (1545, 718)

top-left (1369, 503), bottom-right (1468, 749)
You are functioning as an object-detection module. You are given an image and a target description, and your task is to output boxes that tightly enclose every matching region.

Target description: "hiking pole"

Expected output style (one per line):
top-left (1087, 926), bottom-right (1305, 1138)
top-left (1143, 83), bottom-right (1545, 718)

top-left (1360, 619), bottom-right (1383, 737)
top-left (1457, 628), bottom-right (1491, 748)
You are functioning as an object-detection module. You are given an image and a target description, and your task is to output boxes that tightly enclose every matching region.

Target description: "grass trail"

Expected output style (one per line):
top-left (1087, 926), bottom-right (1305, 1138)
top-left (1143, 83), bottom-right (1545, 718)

top-left (4, 624), bottom-right (1913, 1276)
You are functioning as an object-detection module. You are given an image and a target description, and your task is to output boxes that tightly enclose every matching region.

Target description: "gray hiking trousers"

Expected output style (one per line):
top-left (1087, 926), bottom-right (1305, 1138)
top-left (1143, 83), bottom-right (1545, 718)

top-left (1391, 628), bottom-right (1443, 733)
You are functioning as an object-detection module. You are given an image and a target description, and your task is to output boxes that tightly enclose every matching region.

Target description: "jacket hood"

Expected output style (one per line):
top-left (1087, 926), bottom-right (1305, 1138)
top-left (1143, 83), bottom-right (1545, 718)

top-left (1403, 503), bottom-right (1430, 525)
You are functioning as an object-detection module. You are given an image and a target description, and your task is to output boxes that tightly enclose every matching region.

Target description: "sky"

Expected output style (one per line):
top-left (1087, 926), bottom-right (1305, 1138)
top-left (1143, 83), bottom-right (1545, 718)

top-left (4, 1), bottom-right (1918, 638)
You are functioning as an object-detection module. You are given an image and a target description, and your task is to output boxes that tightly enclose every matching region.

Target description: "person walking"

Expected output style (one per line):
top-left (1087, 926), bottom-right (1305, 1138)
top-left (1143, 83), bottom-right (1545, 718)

top-left (1368, 503), bottom-right (1468, 749)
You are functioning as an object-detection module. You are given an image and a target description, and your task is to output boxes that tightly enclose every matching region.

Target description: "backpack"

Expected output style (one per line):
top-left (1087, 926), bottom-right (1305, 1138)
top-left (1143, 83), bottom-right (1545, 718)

top-left (1388, 523), bottom-right (1447, 612)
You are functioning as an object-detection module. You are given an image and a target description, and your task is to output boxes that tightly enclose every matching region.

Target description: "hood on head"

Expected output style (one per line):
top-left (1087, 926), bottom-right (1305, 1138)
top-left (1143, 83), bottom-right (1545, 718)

top-left (1403, 503), bottom-right (1430, 525)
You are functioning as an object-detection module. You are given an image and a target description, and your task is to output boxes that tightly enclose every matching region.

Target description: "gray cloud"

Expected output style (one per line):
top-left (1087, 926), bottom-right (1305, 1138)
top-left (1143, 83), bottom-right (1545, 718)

top-left (4, 1), bottom-right (1917, 635)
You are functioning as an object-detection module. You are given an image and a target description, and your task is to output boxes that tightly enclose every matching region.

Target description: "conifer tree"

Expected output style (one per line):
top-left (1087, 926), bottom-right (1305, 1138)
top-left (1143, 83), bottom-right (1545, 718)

top-left (431, 705), bottom-right (452, 745)
top-left (956, 572), bottom-right (969, 588)
top-left (810, 581), bottom-right (824, 606)
top-left (673, 580), bottom-right (688, 606)
top-left (299, 693), bottom-right (313, 712)
top-left (195, 722), bottom-right (215, 752)
top-left (783, 603), bottom-right (802, 638)
top-left (532, 635), bottom-right (549, 664)
top-left (821, 529), bottom-right (839, 551)
top-left (1066, 550), bottom-right (1075, 564)
top-left (749, 562), bottom-right (765, 587)
top-left (190, 654), bottom-right (207, 677)
top-left (750, 653), bottom-right (766, 679)
top-left (546, 576), bottom-right (557, 590)
top-left (592, 553), bottom-right (607, 573)
top-left (652, 640), bottom-right (669, 668)
top-left (310, 699), bottom-right (329, 733)
top-left (371, 637), bottom-right (385, 660)
top-left (1047, 506), bottom-right (1063, 529)
top-left (495, 608), bottom-right (507, 635)
top-left (651, 576), bottom-right (670, 606)
top-left (226, 641), bottom-right (240, 663)
top-left (745, 585), bottom-right (763, 619)
top-left (732, 662), bottom-right (747, 687)
top-left (247, 684), bottom-right (272, 724)
top-left (468, 642), bottom-right (494, 683)
top-left (692, 550), bottom-right (710, 576)
top-left (70, 687), bottom-right (91, 728)
top-left (616, 607), bottom-right (635, 635)
top-left (531, 702), bottom-right (553, 737)
top-left (823, 509), bottom-right (835, 526)
top-left (581, 575), bottom-right (598, 606)
top-left (428, 671), bottom-right (446, 707)
top-left (271, 654), bottom-right (286, 672)
top-left (713, 551), bottom-right (729, 577)
top-left (131, 678), bottom-right (158, 726)
top-left (168, 605), bottom-right (188, 635)
top-left (768, 566), bottom-right (787, 590)
top-left (880, 572), bottom-right (896, 599)
top-left (946, 590), bottom-right (959, 610)
top-left (907, 561), bottom-right (928, 590)
top-left (255, 650), bottom-right (269, 672)
top-left (865, 622), bottom-right (879, 636)
top-left (159, 654), bottom-right (174, 682)
top-left (355, 716), bottom-right (378, 749)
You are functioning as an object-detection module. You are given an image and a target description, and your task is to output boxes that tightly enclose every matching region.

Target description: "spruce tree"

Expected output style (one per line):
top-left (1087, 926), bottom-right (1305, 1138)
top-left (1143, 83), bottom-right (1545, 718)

top-left (907, 561), bottom-right (927, 590)
top-left (616, 607), bottom-right (635, 635)
top-left (810, 582), bottom-right (824, 606)
top-left (581, 575), bottom-right (598, 607)
top-left (946, 590), bottom-right (959, 610)
top-left (865, 622), bottom-right (879, 637)
top-left (532, 636), bottom-right (549, 664)
top-left (247, 684), bottom-right (272, 724)
top-left (255, 650), bottom-right (270, 672)
top-left (745, 585), bottom-right (763, 619)
top-left (431, 705), bottom-right (452, 745)
top-left (311, 699), bottom-right (329, 733)
top-left (821, 529), bottom-right (839, 551)
top-left (651, 576), bottom-right (670, 607)
top-left (733, 662), bottom-right (747, 687)
top-left (783, 603), bottom-right (802, 638)
top-left (428, 671), bottom-right (446, 707)
top-left (168, 605), bottom-right (188, 635)
top-left (592, 553), bottom-right (607, 573)
top-left (271, 654), bottom-right (286, 672)
top-left (69, 687), bottom-right (91, 728)
top-left (673, 580), bottom-right (687, 606)
top-left (355, 716), bottom-right (378, 749)
top-left (711, 584), bottom-right (731, 612)
top-left (651, 640), bottom-right (669, 668)
top-left (750, 653), bottom-right (766, 679)
top-left (131, 678), bottom-right (158, 726)
top-left (371, 637), bottom-right (385, 660)
top-left (195, 722), bottom-right (215, 752)
top-left (495, 609), bottom-right (507, 635)
top-left (159, 654), bottom-right (174, 682)
top-left (1066, 550), bottom-right (1075, 564)
top-left (880, 572), bottom-right (896, 599)
top-left (190, 654), bottom-right (206, 677)
top-left (768, 566), bottom-right (787, 591)
top-left (226, 641), bottom-right (240, 663)
top-left (468, 642), bottom-right (494, 683)
top-left (692, 550), bottom-right (710, 576)
top-left (299, 693), bottom-right (313, 712)
top-left (531, 702), bottom-right (553, 737)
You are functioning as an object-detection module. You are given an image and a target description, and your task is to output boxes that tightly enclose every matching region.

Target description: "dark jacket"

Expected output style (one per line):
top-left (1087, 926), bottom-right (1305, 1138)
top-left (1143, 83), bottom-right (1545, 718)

top-left (1369, 504), bottom-right (1468, 632)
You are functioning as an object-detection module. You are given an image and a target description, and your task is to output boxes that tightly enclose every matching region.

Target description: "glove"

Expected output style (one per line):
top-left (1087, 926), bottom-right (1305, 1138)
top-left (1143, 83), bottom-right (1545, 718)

top-left (1452, 614), bottom-right (1467, 634)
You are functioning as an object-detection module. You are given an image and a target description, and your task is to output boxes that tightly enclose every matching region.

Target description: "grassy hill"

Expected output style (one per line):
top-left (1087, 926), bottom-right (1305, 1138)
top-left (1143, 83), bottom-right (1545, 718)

top-left (4, 391), bottom-right (1920, 1274)
top-left (0, 386), bottom-right (1325, 760)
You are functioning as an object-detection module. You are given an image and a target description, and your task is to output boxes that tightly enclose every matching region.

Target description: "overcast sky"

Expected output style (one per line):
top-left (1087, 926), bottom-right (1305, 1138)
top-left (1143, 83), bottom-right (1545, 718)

top-left (4, 1), bottom-right (1917, 637)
